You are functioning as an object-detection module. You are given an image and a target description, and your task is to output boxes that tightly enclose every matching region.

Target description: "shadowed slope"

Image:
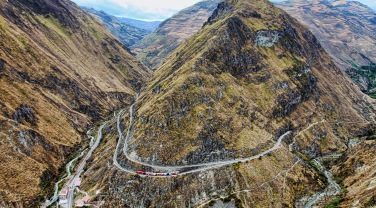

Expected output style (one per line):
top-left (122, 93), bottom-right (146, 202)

top-left (276, 0), bottom-right (376, 96)
top-left (77, 0), bottom-right (374, 207)
top-left (0, 0), bottom-right (150, 206)
top-left (131, 0), bottom-right (223, 70)
top-left (131, 0), bottom-right (373, 166)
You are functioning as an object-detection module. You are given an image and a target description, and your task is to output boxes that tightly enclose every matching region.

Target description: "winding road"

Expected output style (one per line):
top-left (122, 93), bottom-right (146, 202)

top-left (44, 121), bottom-right (109, 208)
top-left (113, 109), bottom-right (137, 175)
top-left (113, 103), bottom-right (342, 207)
top-left (113, 102), bottom-right (292, 175)
top-left (42, 148), bottom-right (87, 208)
top-left (45, 95), bottom-right (344, 207)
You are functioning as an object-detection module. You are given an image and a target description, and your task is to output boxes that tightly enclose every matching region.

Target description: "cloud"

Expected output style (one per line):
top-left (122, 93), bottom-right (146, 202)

top-left (72, 0), bottom-right (202, 21)
top-left (73, 0), bottom-right (376, 21)
top-left (355, 0), bottom-right (376, 7)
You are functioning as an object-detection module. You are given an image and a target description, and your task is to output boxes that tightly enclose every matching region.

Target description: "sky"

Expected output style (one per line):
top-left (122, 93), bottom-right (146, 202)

top-left (72, 0), bottom-right (376, 21)
top-left (72, 0), bottom-right (203, 21)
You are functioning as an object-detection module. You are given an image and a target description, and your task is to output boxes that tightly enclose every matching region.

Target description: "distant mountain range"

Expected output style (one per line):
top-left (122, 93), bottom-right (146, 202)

top-left (81, 7), bottom-right (150, 47)
top-left (101, 0), bottom-right (375, 207)
top-left (1, 0), bottom-right (375, 207)
top-left (116, 17), bottom-right (161, 32)
top-left (131, 0), bottom-right (224, 70)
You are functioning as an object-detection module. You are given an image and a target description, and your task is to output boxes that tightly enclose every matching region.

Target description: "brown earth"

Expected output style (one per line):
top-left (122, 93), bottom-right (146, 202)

top-left (131, 0), bottom-right (223, 70)
top-left (77, 0), bottom-right (374, 207)
top-left (275, 0), bottom-right (376, 93)
top-left (331, 138), bottom-right (376, 208)
top-left (131, 0), bottom-right (373, 166)
top-left (0, 0), bottom-right (150, 206)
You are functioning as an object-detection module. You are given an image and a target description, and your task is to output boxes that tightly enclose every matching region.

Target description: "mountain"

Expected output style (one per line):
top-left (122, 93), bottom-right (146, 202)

top-left (331, 136), bottom-right (375, 208)
top-left (275, 0), bottom-right (376, 98)
top-left (81, 7), bottom-right (150, 48)
top-left (78, 0), bottom-right (375, 207)
top-left (0, 0), bottom-right (150, 206)
top-left (131, 0), bottom-right (224, 70)
top-left (117, 17), bottom-right (161, 32)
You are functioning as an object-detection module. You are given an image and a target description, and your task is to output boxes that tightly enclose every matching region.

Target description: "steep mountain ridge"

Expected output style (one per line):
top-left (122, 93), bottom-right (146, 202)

top-left (275, 0), bottom-right (376, 96)
top-left (331, 138), bottom-right (375, 208)
top-left (81, 7), bottom-right (150, 47)
top-left (78, 0), bottom-right (375, 207)
top-left (117, 17), bottom-right (161, 32)
top-left (131, 0), bottom-right (224, 70)
top-left (132, 0), bottom-right (372, 165)
top-left (0, 0), bottom-right (150, 205)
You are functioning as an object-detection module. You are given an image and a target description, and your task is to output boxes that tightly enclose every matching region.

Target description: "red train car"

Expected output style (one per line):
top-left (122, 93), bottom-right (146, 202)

top-left (146, 172), bottom-right (156, 176)
top-left (136, 170), bottom-right (180, 176)
top-left (136, 170), bottom-right (146, 175)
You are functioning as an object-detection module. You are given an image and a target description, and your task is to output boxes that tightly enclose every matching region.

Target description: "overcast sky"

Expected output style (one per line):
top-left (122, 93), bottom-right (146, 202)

top-left (72, 0), bottom-right (376, 21)
top-left (72, 0), bottom-right (203, 21)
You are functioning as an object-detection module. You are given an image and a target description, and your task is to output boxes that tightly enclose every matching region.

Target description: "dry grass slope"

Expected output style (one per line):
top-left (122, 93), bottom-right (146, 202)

top-left (276, 0), bottom-right (376, 94)
top-left (74, 0), bottom-right (375, 207)
top-left (0, 0), bottom-right (150, 206)
top-left (132, 0), bottom-right (373, 166)
top-left (131, 0), bottom-right (224, 70)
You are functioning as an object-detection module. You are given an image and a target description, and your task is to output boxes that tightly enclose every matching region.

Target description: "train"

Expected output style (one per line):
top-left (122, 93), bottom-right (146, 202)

top-left (136, 170), bottom-right (179, 176)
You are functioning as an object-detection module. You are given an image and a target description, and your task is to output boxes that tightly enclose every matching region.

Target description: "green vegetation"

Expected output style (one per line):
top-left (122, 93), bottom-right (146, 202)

top-left (348, 62), bottom-right (376, 98)
top-left (309, 160), bottom-right (329, 185)
top-left (332, 176), bottom-right (344, 188)
top-left (18, 36), bottom-right (31, 51)
top-left (232, 161), bottom-right (241, 170)
top-left (325, 196), bottom-right (344, 208)
top-left (39, 16), bottom-right (69, 38)
top-left (0, 16), bottom-right (8, 30)
top-left (41, 180), bottom-right (52, 190)
top-left (309, 160), bottom-right (321, 171)
top-left (0, 21), bottom-right (5, 30)
top-left (332, 176), bottom-right (348, 196)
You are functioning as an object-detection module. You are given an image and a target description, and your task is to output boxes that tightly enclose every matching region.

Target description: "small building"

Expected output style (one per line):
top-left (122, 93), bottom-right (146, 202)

top-left (75, 177), bottom-right (82, 187)
top-left (75, 196), bottom-right (91, 207)
top-left (58, 188), bottom-right (69, 200)
top-left (75, 199), bottom-right (84, 207)
top-left (82, 196), bottom-right (91, 203)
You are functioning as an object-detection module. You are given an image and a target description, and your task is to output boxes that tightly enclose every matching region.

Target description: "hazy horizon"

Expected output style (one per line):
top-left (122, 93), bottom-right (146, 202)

top-left (72, 0), bottom-right (376, 22)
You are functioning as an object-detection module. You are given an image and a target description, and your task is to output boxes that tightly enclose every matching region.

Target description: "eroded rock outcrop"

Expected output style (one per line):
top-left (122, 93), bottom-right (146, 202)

top-left (0, 0), bottom-right (150, 205)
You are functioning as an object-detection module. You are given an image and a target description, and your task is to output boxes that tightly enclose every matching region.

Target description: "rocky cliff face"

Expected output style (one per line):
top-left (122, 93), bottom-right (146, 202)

top-left (331, 136), bottom-right (375, 208)
top-left (0, 0), bottom-right (150, 206)
top-left (81, 7), bottom-right (150, 48)
top-left (77, 0), bottom-right (374, 207)
top-left (132, 0), bottom-right (372, 166)
top-left (275, 0), bottom-right (376, 97)
top-left (131, 0), bottom-right (224, 70)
